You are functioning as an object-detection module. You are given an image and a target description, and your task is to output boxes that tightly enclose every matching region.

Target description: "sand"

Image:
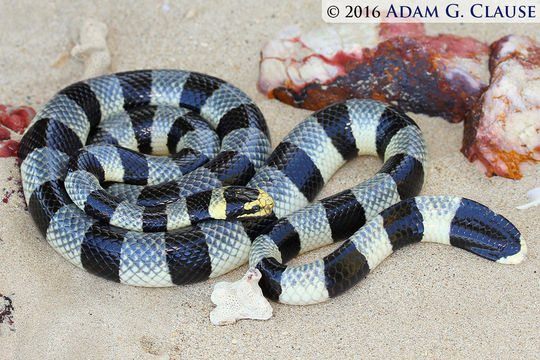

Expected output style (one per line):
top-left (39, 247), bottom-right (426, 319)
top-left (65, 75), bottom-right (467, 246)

top-left (0, 1), bottom-right (539, 359)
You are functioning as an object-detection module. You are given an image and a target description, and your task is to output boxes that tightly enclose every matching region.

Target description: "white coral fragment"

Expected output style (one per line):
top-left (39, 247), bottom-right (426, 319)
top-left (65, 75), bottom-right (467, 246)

top-left (210, 268), bottom-right (273, 326)
top-left (517, 187), bottom-right (540, 210)
top-left (71, 19), bottom-right (111, 79)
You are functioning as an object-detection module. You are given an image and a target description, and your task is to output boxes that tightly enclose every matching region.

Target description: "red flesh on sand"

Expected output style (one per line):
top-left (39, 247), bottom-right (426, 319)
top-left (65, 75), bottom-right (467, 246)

top-left (0, 140), bottom-right (19, 157)
top-left (0, 105), bottom-right (35, 133)
top-left (258, 22), bottom-right (489, 122)
top-left (0, 127), bottom-right (10, 141)
top-left (0, 105), bottom-right (35, 157)
top-left (462, 35), bottom-right (540, 179)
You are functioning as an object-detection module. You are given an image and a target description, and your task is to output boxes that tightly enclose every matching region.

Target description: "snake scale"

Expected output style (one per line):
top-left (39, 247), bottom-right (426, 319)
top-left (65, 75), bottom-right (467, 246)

top-left (19, 70), bottom-right (526, 305)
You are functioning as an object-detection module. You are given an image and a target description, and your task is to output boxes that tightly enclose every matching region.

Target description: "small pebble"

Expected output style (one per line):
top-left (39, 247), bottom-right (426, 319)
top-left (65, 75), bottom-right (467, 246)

top-left (185, 8), bottom-right (197, 19)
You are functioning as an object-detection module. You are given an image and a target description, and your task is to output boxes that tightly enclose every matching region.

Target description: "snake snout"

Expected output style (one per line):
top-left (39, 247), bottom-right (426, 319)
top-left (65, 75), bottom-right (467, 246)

top-left (224, 187), bottom-right (274, 219)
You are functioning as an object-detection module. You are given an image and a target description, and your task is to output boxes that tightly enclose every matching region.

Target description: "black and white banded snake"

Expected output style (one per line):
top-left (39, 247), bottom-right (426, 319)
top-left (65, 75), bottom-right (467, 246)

top-left (19, 70), bottom-right (526, 305)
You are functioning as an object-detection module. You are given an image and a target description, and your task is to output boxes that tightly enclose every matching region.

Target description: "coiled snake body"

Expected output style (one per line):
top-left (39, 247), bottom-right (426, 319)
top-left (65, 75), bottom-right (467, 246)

top-left (19, 70), bottom-right (526, 305)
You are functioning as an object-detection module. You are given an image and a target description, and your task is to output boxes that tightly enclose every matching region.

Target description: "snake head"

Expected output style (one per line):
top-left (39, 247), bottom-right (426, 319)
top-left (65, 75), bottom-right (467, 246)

top-left (222, 186), bottom-right (274, 219)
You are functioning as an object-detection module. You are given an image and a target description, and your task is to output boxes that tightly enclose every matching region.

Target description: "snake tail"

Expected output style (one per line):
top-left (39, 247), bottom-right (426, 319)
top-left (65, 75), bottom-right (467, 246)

top-left (252, 196), bottom-right (526, 305)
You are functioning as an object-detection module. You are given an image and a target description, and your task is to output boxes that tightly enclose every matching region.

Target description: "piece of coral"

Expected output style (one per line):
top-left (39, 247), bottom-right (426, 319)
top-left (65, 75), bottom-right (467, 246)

top-left (0, 105), bottom-right (35, 157)
top-left (71, 19), bottom-right (111, 79)
top-left (210, 268), bottom-right (273, 326)
top-left (462, 35), bottom-right (540, 179)
top-left (258, 22), bottom-right (489, 122)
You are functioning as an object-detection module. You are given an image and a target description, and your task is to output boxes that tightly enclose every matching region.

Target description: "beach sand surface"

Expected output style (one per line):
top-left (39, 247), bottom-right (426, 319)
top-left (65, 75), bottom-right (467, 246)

top-left (0, 1), bottom-right (538, 359)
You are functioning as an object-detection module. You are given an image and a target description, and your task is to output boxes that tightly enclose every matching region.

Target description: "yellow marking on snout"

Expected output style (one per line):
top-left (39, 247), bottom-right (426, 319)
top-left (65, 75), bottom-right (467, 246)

top-left (238, 189), bottom-right (274, 218)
